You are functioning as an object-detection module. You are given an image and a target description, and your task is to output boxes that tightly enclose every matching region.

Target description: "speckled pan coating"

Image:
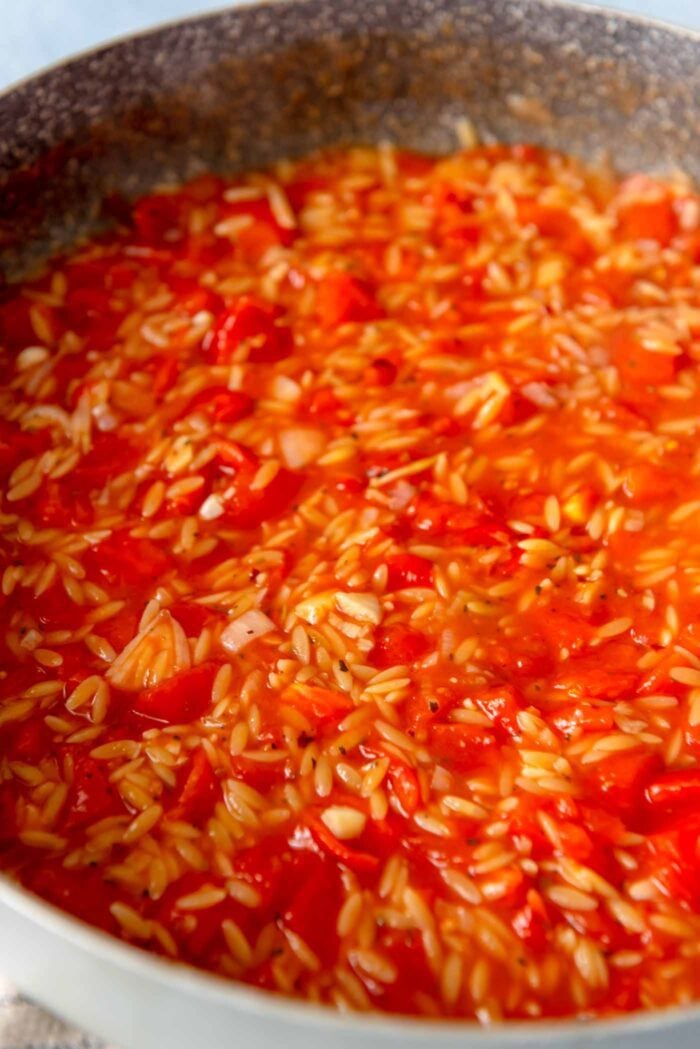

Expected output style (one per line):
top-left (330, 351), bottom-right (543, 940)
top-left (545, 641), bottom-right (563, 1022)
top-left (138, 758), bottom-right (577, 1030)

top-left (1, 0), bottom-right (699, 278)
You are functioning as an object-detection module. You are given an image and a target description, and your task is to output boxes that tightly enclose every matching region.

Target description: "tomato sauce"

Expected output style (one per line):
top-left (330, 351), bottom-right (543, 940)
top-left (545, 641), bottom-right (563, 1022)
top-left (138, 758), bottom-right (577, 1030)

top-left (2, 145), bottom-right (700, 1020)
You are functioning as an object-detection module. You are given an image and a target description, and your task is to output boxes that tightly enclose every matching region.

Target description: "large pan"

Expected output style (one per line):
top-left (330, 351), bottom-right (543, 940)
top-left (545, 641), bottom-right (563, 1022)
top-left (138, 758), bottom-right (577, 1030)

top-left (1, 1), bottom-right (700, 1046)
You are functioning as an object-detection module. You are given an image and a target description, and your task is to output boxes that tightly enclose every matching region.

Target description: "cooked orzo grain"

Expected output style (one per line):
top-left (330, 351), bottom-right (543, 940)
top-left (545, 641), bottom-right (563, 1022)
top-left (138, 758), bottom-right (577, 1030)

top-left (2, 143), bottom-right (700, 1021)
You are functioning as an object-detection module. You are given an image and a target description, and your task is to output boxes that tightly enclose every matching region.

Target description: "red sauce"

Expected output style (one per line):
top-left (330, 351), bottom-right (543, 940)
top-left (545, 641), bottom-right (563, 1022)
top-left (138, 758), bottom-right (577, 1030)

top-left (2, 145), bottom-right (700, 1020)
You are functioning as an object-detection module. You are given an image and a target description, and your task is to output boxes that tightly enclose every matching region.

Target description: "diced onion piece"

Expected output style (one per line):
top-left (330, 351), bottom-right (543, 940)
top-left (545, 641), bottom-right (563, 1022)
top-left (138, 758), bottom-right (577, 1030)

top-left (221, 610), bottom-right (276, 654)
top-left (199, 493), bottom-right (225, 521)
top-left (321, 806), bottom-right (367, 840)
top-left (279, 426), bottom-right (326, 469)
top-left (386, 480), bottom-right (416, 511)
top-left (271, 375), bottom-right (302, 402)
top-left (16, 346), bottom-right (49, 370)
top-left (335, 591), bottom-right (382, 625)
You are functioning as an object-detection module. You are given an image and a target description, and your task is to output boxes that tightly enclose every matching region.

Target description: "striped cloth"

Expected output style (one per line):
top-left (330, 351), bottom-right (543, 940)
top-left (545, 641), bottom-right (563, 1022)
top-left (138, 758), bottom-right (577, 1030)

top-left (0, 979), bottom-right (112, 1049)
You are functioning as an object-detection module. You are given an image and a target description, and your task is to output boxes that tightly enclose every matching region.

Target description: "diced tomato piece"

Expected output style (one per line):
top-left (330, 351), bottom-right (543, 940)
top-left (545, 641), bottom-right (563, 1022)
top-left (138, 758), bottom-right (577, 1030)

top-left (385, 553), bottom-right (433, 590)
top-left (617, 196), bottom-right (676, 244)
top-left (580, 805), bottom-right (629, 846)
top-left (0, 294), bottom-right (36, 348)
top-left (97, 607), bottom-right (140, 653)
top-left (64, 753), bottom-right (126, 830)
top-left (203, 297), bottom-right (293, 364)
top-left (71, 432), bottom-right (140, 492)
top-left (431, 414), bottom-right (461, 437)
top-left (28, 581), bottom-right (86, 631)
top-left (408, 494), bottom-right (505, 547)
top-left (517, 199), bottom-right (591, 260)
top-left (86, 533), bottom-right (173, 588)
top-left (6, 716), bottom-right (52, 763)
top-left (364, 357), bottom-right (397, 386)
top-left (168, 601), bottom-right (212, 637)
top-left (512, 890), bottom-right (550, 952)
top-left (170, 748), bottom-right (219, 823)
top-left (26, 863), bottom-right (119, 932)
top-left (552, 703), bottom-right (615, 737)
top-left (166, 276), bottom-right (222, 316)
top-left (388, 764), bottom-right (421, 816)
top-left (334, 474), bottom-right (365, 496)
top-left (229, 753), bottom-right (286, 794)
top-left (282, 685), bottom-right (353, 726)
top-left (154, 872), bottom-right (237, 961)
top-left (553, 647), bottom-right (640, 700)
top-left (475, 685), bottom-right (522, 739)
top-left (222, 197), bottom-right (295, 259)
top-left (221, 464), bottom-right (302, 530)
top-left (371, 624), bottom-right (430, 668)
top-left (32, 480), bottom-right (71, 527)
top-left (56, 644), bottom-right (94, 686)
top-left (65, 256), bottom-right (136, 293)
top-left (556, 820), bottom-right (594, 862)
top-left (132, 192), bottom-right (188, 246)
top-left (32, 479), bottom-right (93, 528)
top-left (150, 356), bottom-right (182, 397)
top-left (63, 285), bottom-right (115, 330)
top-left (282, 851), bottom-right (342, 965)
top-left (645, 813), bottom-right (700, 907)
top-left (503, 389), bottom-right (540, 426)
top-left (583, 751), bottom-right (661, 818)
top-left (187, 387), bottom-right (254, 424)
top-left (622, 463), bottom-right (680, 504)
top-left (237, 221), bottom-right (292, 262)
top-left (52, 350), bottom-right (93, 397)
top-left (610, 327), bottom-right (677, 386)
top-left (306, 387), bottom-right (353, 425)
top-left (644, 768), bottom-right (700, 814)
top-left (375, 929), bottom-right (436, 1014)
top-left (537, 606), bottom-right (592, 655)
top-left (214, 437), bottom-right (258, 471)
top-left (315, 273), bottom-right (384, 326)
top-left (133, 663), bottom-right (219, 725)
top-left (430, 723), bottom-right (496, 772)
top-left (230, 835), bottom-right (290, 913)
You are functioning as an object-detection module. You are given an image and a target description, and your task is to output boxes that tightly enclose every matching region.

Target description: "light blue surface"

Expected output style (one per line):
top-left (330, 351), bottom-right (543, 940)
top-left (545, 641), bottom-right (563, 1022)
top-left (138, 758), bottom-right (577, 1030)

top-left (1, 0), bottom-right (699, 90)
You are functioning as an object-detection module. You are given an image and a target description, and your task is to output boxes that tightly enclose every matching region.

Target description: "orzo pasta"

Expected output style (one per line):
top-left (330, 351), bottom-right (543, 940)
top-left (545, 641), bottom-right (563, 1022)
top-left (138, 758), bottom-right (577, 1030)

top-left (2, 143), bottom-right (700, 1021)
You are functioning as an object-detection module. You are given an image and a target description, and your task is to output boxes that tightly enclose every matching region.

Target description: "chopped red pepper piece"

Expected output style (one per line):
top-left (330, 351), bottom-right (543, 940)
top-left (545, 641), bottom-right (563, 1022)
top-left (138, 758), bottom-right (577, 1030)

top-left (371, 624), bottom-right (430, 668)
top-left (315, 273), bottom-right (384, 326)
top-left (133, 663), bottom-right (219, 725)
top-left (282, 684), bottom-right (353, 726)
top-left (644, 768), bottom-right (700, 813)
top-left (385, 553), bottom-right (434, 590)
top-left (307, 814), bottom-right (380, 873)
top-left (64, 753), bottom-right (126, 830)
top-left (203, 297), bottom-right (293, 364)
top-left (388, 764), bottom-right (422, 816)
top-left (475, 685), bottom-right (522, 739)
top-left (186, 387), bottom-right (254, 424)
top-left (611, 326), bottom-right (677, 387)
top-left (430, 723), bottom-right (497, 772)
top-left (170, 748), bottom-right (219, 823)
